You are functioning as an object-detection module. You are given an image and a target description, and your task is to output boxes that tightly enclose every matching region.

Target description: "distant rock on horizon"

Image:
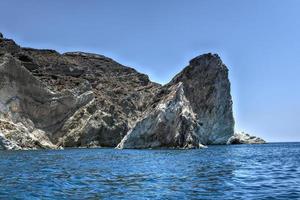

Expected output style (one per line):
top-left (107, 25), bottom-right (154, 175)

top-left (0, 34), bottom-right (263, 150)
top-left (227, 132), bottom-right (266, 145)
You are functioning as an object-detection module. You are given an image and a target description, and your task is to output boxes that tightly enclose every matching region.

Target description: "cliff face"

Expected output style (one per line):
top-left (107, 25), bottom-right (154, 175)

top-left (0, 34), bottom-right (237, 150)
top-left (117, 82), bottom-right (202, 149)
top-left (117, 54), bottom-right (235, 148)
top-left (169, 54), bottom-right (234, 144)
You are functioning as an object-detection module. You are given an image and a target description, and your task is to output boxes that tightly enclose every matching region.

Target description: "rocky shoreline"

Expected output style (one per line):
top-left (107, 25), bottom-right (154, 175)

top-left (0, 33), bottom-right (265, 150)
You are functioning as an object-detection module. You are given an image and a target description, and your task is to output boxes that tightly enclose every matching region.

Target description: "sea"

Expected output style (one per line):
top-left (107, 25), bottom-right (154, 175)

top-left (0, 143), bottom-right (299, 199)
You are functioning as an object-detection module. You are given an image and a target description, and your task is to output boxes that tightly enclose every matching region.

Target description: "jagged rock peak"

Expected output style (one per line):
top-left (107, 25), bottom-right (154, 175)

top-left (171, 53), bottom-right (227, 83)
top-left (168, 52), bottom-right (235, 145)
top-left (0, 32), bottom-right (3, 39)
top-left (189, 53), bottom-right (221, 64)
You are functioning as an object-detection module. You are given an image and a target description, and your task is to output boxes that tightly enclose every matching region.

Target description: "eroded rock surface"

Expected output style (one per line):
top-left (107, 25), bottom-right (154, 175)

top-left (0, 119), bottom-right (56, 150)
top-left (168, 54), bottom-right (235, 145)
top-left (227, 132), bottom-right (266, 144)
top-left (0, 35), bottom-right (159, 149)
top-left (0, 34), bottom-right (262, 150)
top-left (117, 53), bottom-right (235, 148)
top-left (117, 83), bottom-right (203, 149)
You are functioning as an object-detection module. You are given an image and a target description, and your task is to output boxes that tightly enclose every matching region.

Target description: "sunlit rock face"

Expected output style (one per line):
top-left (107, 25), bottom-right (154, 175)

top-left (168, 53), bottom-right (235, 145)
top-left (117, 83), bottom-right (203, 149)
top-left (0, 34), bottom-right (241, 150)
top-left (118, 53), bottom-right (235, 148)
top-left (0, 35), bottom-right (160, 149)
top-left (0, 53), bottom-right (93, 149)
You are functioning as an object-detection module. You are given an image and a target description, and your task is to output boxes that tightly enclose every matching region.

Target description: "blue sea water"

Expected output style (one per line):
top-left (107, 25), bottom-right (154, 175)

top-left (0, 143), bottom-right (299, 200)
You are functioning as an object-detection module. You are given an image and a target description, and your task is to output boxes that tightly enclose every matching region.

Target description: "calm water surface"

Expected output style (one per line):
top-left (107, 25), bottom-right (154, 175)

top-left (0, 143), bottom-right (299, 199)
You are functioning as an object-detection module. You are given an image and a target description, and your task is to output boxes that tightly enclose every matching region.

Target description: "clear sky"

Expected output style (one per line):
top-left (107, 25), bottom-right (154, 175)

top-left (1, 0), bottom-right (299, 142)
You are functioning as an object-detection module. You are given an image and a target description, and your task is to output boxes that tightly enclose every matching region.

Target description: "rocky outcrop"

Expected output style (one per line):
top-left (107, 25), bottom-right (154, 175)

top-left (0, 34), bottom-right (264, 150)
top-left (0, 34), bottom-right (160, 149)
top-left (0, 119), bottom-right (56, 150)
top-left (0, 52), bottom-right (94, 149)
top-left (168, 54), bottom-right (235, 145)
top-left (0, 53), bottom-right (94, 133)
top-left (117, 53), bottom-right (235, 149)
top-left (117, 82), bottom-right (203, 149)
top-left (227, 132), bottom-right (266, 144)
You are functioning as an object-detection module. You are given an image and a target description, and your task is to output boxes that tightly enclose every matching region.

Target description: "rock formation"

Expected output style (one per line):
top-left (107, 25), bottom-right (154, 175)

top-left (227, 132), bottom-right (266, 144)
top-left (168, 54), bottom-right (235, 145)
top-left (0, 33), bottom-right (264, 150)
top-left (118, 54), bottom-right (235, 148)
top-left (117, 82), bottom-right (202, 149)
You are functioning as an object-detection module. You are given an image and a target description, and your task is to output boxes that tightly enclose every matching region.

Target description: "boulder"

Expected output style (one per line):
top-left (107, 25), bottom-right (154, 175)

top-left (227, 132), bottom-right (266, 144)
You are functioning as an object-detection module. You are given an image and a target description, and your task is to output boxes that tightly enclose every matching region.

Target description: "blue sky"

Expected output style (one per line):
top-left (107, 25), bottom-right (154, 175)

top-left (1, 0), bottom-right (299, 142)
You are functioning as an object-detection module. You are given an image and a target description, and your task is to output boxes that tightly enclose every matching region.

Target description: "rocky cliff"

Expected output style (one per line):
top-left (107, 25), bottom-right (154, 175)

top-left (117, 54), bottom-right (235, 148)
top-left (0, 33), bottom-right (260, 150)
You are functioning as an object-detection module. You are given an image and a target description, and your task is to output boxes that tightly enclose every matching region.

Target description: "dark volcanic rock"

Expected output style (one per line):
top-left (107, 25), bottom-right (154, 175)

top-left (0, 35), bottom-right (160, 149)
top-left (0, 35), bottom-right (258, 150)
top-left (169, 53), bottom-right (234, 144)
top-left (118, 53), bottom-right (235, 148)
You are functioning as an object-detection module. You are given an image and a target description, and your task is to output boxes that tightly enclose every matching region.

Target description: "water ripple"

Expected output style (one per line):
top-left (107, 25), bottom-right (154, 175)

top-left (0, 143), bottom-right (300, 199)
